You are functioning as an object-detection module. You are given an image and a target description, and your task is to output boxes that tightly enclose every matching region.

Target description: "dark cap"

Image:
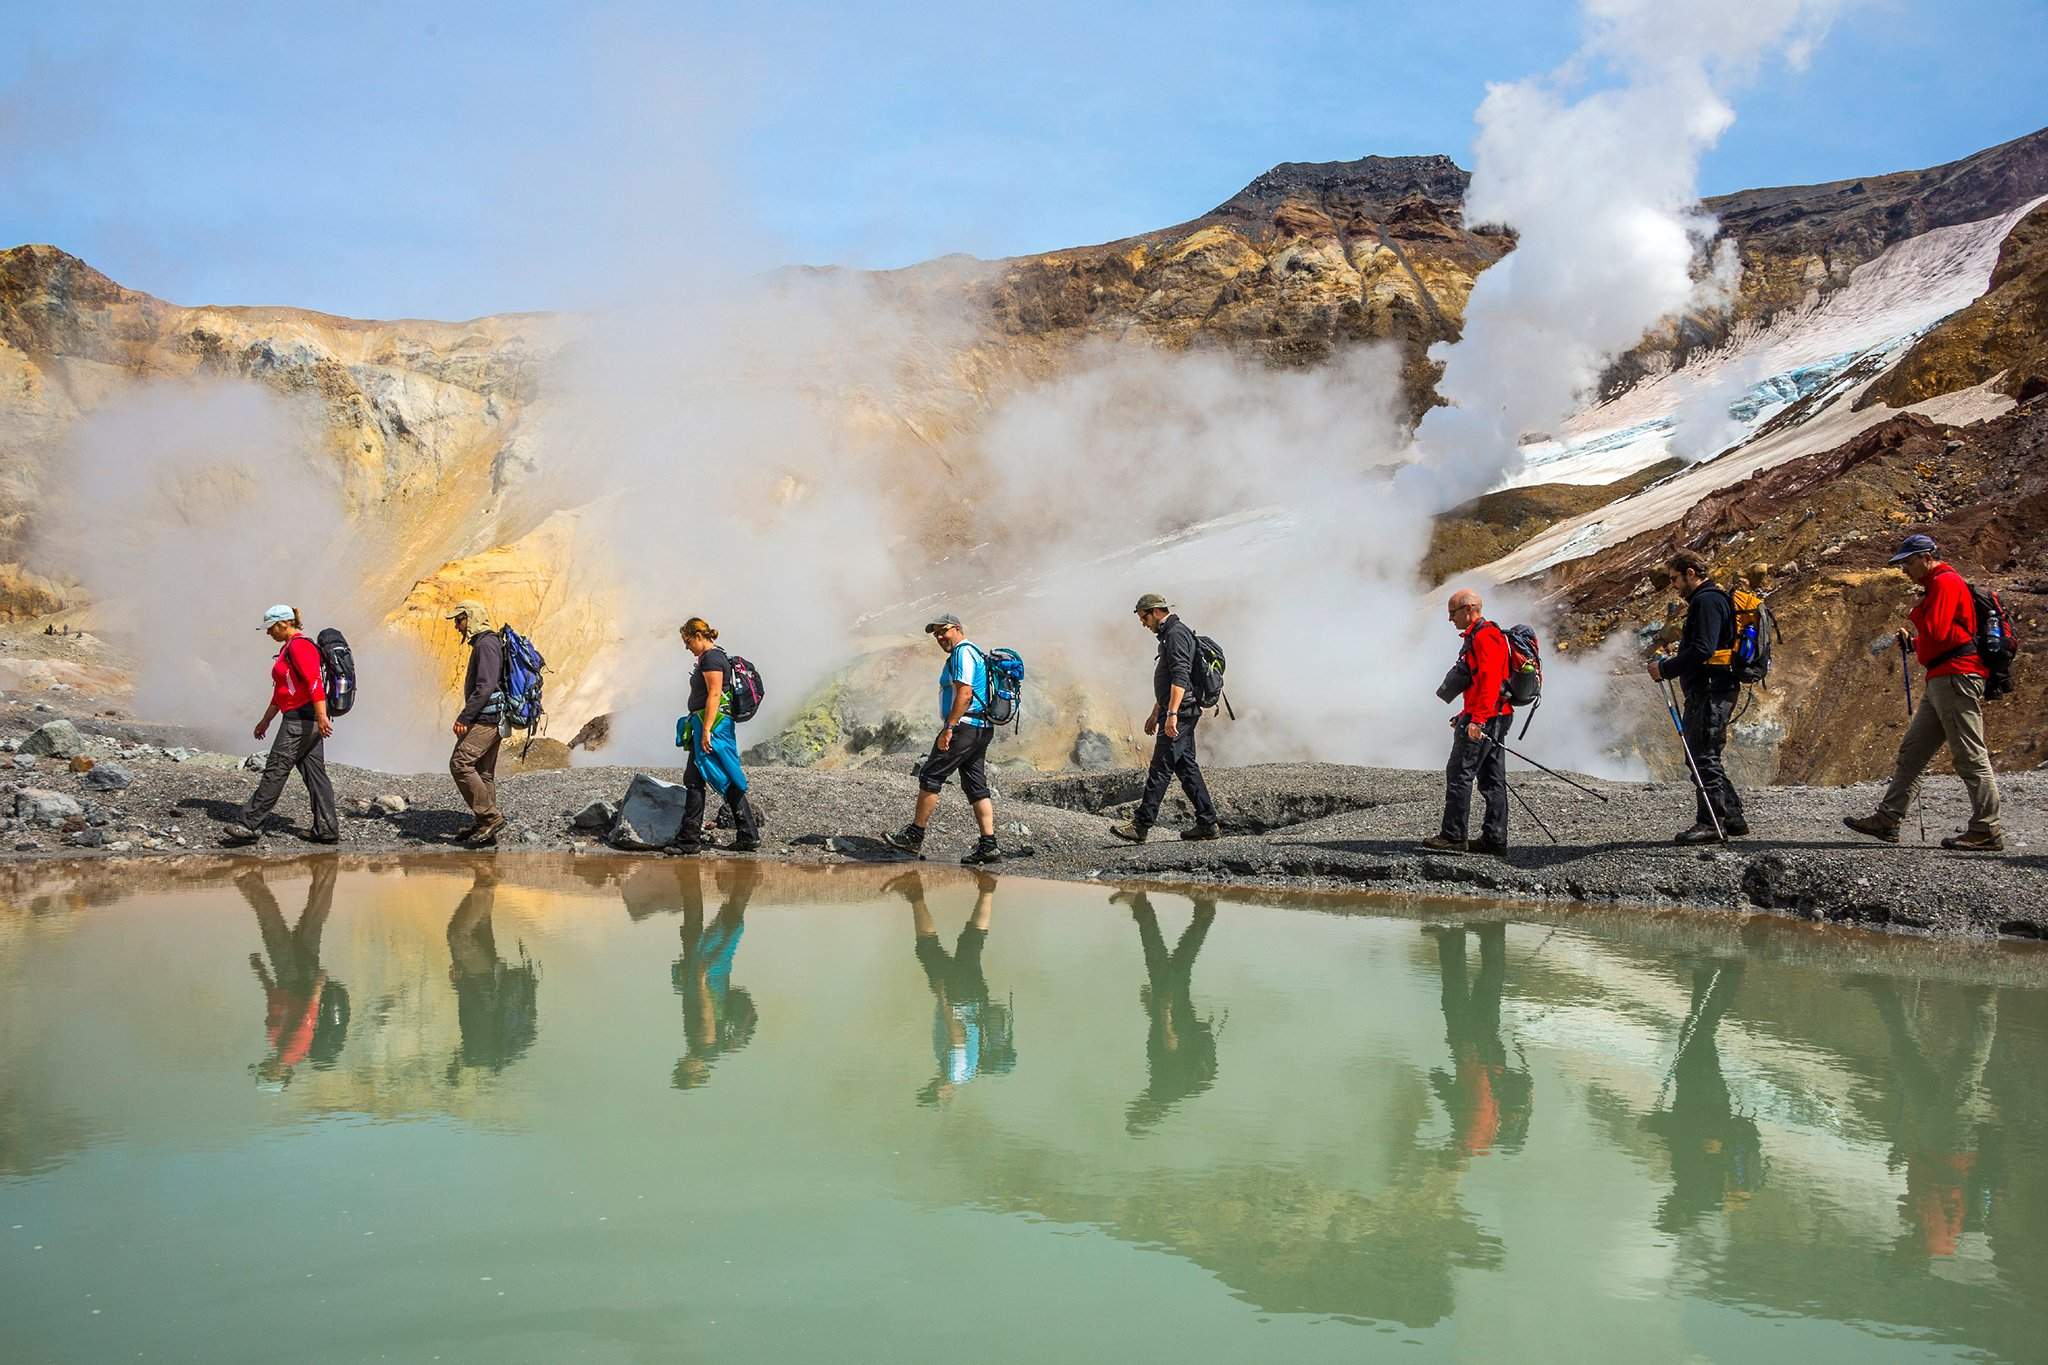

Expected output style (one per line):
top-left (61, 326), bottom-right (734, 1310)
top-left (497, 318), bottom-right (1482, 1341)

top-left (1133, 593), bottom-right (1170, 614)
top-left (924, 612), bottom-right (962, 634)
top-left (1887, 533), bottom-right (1938, 564)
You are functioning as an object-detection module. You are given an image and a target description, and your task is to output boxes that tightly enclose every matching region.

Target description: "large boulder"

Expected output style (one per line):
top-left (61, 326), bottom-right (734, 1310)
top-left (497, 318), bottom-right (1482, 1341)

top-left (82, 762), bottom-right (133, 791)
top-left (20, 719), bottom-right (85, 759)
top-left (609, 775), bottom-right (687, 850)
top-left (16, 788), bottom-right (84, 821)
top-left (1071, 729), bottom-right (1115, 771)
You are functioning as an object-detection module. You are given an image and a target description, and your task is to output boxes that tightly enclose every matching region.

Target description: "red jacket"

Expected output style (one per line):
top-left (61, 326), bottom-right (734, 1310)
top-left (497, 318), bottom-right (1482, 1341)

top-left (1459, 621), bottom-right (1512, 724)
top-left (270, 634), bottom-right (327, 711)
top-left (1910, 563), bottom-right (1986, 680)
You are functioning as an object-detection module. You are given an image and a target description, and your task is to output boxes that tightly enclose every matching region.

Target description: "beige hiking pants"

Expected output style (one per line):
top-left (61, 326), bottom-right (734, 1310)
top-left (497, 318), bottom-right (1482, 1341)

top-left (450, 723), bottom-right (504, 819)
top-left (1878, 672), bottom-right (2001, 837)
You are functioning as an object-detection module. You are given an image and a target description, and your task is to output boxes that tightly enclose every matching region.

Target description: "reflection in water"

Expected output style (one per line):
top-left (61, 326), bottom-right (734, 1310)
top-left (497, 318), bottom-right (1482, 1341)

top-left (1643, 963), bottom-right (1764, 1232)
top-left (238, 862), bottom-right (348, 1087)
top-left (1427, 921), bottom-right (1532, 1157)
top-left (672, 862), bottom-right (761, 1090)
top-left (1115, 889), bottom-right (1220, 1134)
top-left (891, 871), bottom-right (1015, 1106)
top-left (445, 866), bottom-right (540, 1077)
top-left (1860, 978), bottom-right (2001, 1258)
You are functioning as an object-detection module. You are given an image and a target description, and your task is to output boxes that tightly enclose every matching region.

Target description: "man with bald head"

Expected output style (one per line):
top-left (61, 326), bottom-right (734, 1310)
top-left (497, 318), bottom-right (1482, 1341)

top-left (1424, 588), bottom-right (1512, 855)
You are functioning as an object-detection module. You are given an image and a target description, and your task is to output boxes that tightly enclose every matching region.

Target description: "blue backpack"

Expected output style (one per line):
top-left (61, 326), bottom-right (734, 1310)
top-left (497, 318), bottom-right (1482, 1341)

top-left (969, 645), bottom-right (1026, 730)
top-left (497, 625), bottom-right (547, 731)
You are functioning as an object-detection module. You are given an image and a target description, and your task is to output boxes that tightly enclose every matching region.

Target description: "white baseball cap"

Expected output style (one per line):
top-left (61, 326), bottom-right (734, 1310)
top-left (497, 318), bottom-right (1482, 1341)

top-left (259, 604), bottom-right (295, 629)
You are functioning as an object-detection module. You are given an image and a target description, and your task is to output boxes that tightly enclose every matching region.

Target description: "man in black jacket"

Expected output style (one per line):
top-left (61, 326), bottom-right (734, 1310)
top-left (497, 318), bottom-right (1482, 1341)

top-left (1647, 552), bottom-right (1748, 844)
top-left (1112, 594), bottom-right (1220, 843)
top-left (447, 600), bottom-right (506, 845)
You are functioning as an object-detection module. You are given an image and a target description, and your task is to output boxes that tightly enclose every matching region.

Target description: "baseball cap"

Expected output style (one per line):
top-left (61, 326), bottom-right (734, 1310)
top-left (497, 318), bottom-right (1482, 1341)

top-left (1133, 593), bottom-right (1170, 614)
top-left (1887, 534), bottom-right (1938, 564)
top-left (925, 612), bottom-right (963, 634)
top-left (258, 604), bottom-right (295, 630)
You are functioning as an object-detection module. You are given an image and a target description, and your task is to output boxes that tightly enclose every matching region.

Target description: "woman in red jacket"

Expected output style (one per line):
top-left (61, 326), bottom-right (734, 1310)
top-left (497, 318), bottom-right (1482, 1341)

top-left (222, 605), bottom-right (338, 847)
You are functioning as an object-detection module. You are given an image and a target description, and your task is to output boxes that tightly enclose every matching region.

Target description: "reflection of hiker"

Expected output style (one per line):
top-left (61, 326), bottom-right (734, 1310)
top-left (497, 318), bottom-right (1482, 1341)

top-left (239, 862), bottom-right (347, 1087)
top-left (1844, 535), bottom-right (2004, 852)
top-left (1111, 594), bottom-right (1219, 844)
top-left (1642, 963), bottom-right (1762, 1232)
top-left (447, 600), bottom-right (506, 846)
top-left (672, 618), bottom-right (761, 856)
top-left (1423, 588), bottom-right (1511, 856)
top-left (1114, 889), bottom-right (1219, 1133)
top-left (1648, 552), bottom-right (1748, 844)
top-left (891, 870), bottom-right (1015, 1104)
top-left (445, 865), bottom-right (540, 1075)
top-left (1426, 921), bottom-right (1531, 1157)
top-left (885, 612), bottom-right (1002, 865)
top-left (671, 861), bottom-right (761, 1090)
top-left (1859, 978), bottom-right (2000, 1258)
top-left (223, 605), bottom-right (337, 847)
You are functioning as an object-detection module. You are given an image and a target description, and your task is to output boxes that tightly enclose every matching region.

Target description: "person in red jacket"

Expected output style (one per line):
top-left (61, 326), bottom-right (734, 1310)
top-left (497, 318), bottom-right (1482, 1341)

top-left (223, 604), bottom-right (337, 847)
top-left (1845, 535), bottom-right (2003, 851)
top-left (1424, 588), bottom-right (1512, 855)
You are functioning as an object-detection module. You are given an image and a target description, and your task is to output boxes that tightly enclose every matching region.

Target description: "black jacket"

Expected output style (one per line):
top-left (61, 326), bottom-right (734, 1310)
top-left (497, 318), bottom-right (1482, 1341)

top-left (1660, 584), bottom-right (1735, 688)
top-left (458, 629), bottom-right (505, 725)
top-left (1153, 614), bottom-right (1200, 716)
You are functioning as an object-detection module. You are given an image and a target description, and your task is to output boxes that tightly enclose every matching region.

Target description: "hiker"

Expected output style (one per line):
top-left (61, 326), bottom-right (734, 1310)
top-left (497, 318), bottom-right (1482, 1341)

top-left (446, 864), bottom-right (540, 1074)
top-left (447, 600), bottom-right (506, 845)
top-left (1646, 552), bottom-right (1748, 843)
top-left (672, 861), bottom-right (761, 1090)
top-left (1111, 594), bottom-right (1220, 843)
top-left (884, 612), bottom-right (1002, 865)
top-left (1425, 921), bottom-right (1533, 1157)
top-left (1423, 588), bottom-right (1512, 855)
top-left (222, 605), bottom-right (337, 847)
top-left (1643, 962), bottom-right (1761, 1231)
top-left (671, 618), bottom-right (761, 854)
top-left (1114, 888), bottom-right (1220, 1134)
top-left (890, 869), bottom-right (1014, 1105)
top-left (238, 861), bottom-right (346, 1086)
top-left (1844, 535), bottom-right (2004, 851)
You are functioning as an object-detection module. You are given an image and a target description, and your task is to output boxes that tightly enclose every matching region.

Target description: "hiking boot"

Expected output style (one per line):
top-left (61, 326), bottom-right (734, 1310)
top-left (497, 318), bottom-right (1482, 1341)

top-left (306, 831), bottom-right (340, 846)
top-left (1722, 819), bottom-right (1750, 837)
top-left (1180, 821), bottom-right (1222, 842)
top-left (449, 820), bottom-right (483, 843)
top-left (1109, 820), bottom-right (1150, 844)
top-left (1842, 814), bottom-right (1900, 845)
top-left (219, 822), bottom-right (259, 847)
top-left (1419, 835), bottom-right (1467, 854)
top-left (1674, 824), bottom-right (1723, 845)
top-left (961, 835), bottom-right (1003, 866)
top-left (1471, 839), bottom-right (1509, 857)
top-left (882, 824), bottom-right (926, 856)
top-left (1941, 831), bottom-right (2005, 852)
top-left (729, 833), bottom-right (762, 853)
top-left (467, 815), bottom-right (505, 846)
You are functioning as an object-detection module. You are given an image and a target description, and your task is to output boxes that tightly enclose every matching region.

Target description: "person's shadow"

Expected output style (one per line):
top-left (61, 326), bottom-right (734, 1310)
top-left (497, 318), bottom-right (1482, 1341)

top-left (672, 862), bottom-right (762, 1091)
top-left (446, 865), bottom-right (541, 1078)
top-left (238, 860), bottom-right (348, 1088)
top-left (1112, 889), bottom-right (1221, 1135)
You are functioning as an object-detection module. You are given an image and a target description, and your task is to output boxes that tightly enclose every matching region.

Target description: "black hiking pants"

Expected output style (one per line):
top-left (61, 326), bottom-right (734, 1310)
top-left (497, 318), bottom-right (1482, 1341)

top-left (681, 752), bottom-right (759, 842)
top-left (1441, 713), bottom-right (1510, 847)
top-left (242, 705), bottom-right (338, 839)
top-left (1137, 712), bottom-right (1217, 829)
top-left (1681, 683), bottom-right (1745, 827)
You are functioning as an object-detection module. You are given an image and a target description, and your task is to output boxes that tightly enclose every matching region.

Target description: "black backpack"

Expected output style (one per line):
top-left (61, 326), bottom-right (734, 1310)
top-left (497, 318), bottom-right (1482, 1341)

top-left (315, 628), bottom-right (357, 718)
top-left (1932, 581), bottom-right (2021, 700)
top-left (724, 655), bottom-right (765, 722)
top-left (1193, 634), bottom-right (1229, 713)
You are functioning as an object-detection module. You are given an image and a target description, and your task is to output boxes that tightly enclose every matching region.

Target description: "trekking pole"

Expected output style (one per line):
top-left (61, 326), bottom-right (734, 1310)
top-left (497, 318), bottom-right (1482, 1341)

top-left (1897, 637), bottom-right (1927, 844)
top-left (1475, 732), bottom-right (1559, 846)
top-left (1498, 743), bottom-right (1612, 803)
top-left (1657, 677), bottom-right (1728, 844)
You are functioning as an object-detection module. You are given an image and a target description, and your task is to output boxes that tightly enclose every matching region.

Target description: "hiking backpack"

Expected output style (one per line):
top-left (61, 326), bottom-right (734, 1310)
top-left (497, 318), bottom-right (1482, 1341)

top-left (497, 625), bottom-right (547, 731)
top-left (968, 645), bottom-right (1026, 729)
top-left (1932, 582), bottom-right (2021, 700)
top-left (1192, 633), bottom-right (1233, 717)
top-left (723, 655), bottom-right (765, 722)
top-left (1501, 624), bottom-right (1543, 709)
top-left (314, 628), bottom-right (357, 718)
top-left (1730, 589), bottom-right (1774, 686)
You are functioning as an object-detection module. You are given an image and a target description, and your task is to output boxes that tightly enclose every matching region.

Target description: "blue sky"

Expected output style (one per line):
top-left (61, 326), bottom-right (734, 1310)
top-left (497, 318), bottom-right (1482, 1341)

top-left (2, 1), bottom-right (2040, 319)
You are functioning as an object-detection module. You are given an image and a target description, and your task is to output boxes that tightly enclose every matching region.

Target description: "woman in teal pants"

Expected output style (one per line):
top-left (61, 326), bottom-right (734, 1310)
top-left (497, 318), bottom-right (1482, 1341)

top-left (674, 617), bottom-right (761, 853)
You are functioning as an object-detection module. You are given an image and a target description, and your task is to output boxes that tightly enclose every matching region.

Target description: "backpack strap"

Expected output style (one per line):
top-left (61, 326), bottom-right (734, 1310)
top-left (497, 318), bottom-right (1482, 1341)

top-left (283, 634), bottom-right (323, 698)
top-left (957, 642), bottom-right (994, 720)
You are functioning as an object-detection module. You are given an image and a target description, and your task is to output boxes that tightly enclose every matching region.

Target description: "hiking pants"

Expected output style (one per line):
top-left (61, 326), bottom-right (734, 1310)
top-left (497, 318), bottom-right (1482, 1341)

top-left (1681, 684), bottom-right (1745, 828)
top-left (1137, 713), bottom-right (1216, 828)
top-left (917, 724), bottom-right (994, 803)
top-left (1879, 672), bottom-right (2002, 837)
top-left (242, 705), bottom-right (338, 839)
top-left (450, 722), bottom-right (503, 819)
top-left (1441, 713), bottom-right (1510, 846)
top-left (680, 714), bottom-right (758, 841)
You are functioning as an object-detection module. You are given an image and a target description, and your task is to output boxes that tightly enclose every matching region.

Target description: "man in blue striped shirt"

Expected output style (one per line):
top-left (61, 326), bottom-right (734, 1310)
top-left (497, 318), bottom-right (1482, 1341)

top-left (886, 612), bottom-right (1003, 865)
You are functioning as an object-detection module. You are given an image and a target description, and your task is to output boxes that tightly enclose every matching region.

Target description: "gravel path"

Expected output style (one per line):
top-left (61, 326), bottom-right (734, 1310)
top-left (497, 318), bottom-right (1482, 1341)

top-left (1, 691), bottom-right (2042, 941)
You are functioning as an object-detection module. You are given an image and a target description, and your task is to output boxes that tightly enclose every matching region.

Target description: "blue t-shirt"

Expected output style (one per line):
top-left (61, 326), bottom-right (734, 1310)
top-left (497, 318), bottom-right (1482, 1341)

top-left (940, 642), bottom-right (991, 728)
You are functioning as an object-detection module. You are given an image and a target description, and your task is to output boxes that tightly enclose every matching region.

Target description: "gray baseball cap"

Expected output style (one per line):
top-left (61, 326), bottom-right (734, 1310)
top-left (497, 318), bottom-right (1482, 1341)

top-left (1133, 593), bottom-right (1170, 614)
top-left (1887, 533), bottom-right (1938, 564)
top-left (924, 612), bottom-right (963, 633)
